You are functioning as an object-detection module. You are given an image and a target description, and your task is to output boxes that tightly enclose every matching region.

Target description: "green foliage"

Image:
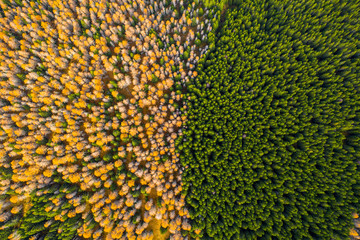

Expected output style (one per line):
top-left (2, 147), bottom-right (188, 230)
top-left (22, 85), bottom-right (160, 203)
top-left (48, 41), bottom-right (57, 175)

top-left (16, 184), bottom-right (84, 240)
top-left (16, 73), bottom-right (26, 81)
top-left (0, 228), bottom-right (12, 239)
top-left (180, 0), bottom-right (360, 239)
top-left (160, 226), bottom-right (168, 234)
top-left (183, 51), bottom-right (190, 60)
top-left (132, 137), bottom-right (141, 147)
top-left (195, 39), bottom-right (202, 47)
top-left (67, 93), bottom-right (80, 101)
top-left (198, 8), bottom-right (204, 17)
top-left (202, 0), bottom-right (227, 10)
top-left (103, 153), bottom-right (112, 161)
top-left (38, 109), bottom-right (52, 118)
top-left (151, 74), bottom-right (159, 83)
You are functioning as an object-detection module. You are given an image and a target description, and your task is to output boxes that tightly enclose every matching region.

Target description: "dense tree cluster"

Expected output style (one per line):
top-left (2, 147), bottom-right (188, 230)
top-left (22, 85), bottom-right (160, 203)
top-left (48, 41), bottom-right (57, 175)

top-left (180, 0), bottom-right (360, 239)
top-left (0, 0), bottom-right (213, 239)
top-left (1, 0), bottom-right (360, 239)
top-left (3, 184), bottom-right (84, 240)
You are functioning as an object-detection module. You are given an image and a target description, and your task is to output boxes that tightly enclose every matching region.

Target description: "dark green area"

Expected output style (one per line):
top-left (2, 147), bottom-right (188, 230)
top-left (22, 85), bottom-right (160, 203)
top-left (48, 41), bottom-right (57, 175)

top-left (0, 228), bottom-right (12, 239)
top-left (180, 0), bottom-right (360, 239)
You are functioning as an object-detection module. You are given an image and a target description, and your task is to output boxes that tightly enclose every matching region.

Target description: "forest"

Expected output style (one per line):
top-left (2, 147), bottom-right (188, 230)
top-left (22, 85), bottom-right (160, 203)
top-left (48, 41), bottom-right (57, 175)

top-left (180, 0), bottom-right (360, 239)
top-left (0, 0), bottom-right (360, 239)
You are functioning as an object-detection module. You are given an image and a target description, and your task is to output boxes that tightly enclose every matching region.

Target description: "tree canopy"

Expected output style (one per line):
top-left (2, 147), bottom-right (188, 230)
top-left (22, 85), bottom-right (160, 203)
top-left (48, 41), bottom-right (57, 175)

top-left (179, 0), bottom-right (360, 239)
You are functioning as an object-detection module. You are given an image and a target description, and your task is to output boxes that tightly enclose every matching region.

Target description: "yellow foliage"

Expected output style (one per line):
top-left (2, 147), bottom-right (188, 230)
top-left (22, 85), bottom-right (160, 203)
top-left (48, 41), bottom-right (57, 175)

top-left (11, 206), bottom-right (21, 214)
top-left (69, 173), bottom-right (80, 183)
top-left (350, 229), bottom-right (359, 237)
top-left (43, 169), bottom-right (53, 177)
top-left (134, 54), bottom-right (141, 62)
top-left (114, 160), bottom-right (122, 168)
top-left (128, 179), bottom-right (135, 188)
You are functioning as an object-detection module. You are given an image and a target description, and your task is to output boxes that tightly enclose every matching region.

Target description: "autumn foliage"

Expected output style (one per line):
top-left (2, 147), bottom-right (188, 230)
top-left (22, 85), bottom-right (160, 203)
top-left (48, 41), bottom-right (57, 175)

top-left (0, 0), bottom-right (213, 239)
